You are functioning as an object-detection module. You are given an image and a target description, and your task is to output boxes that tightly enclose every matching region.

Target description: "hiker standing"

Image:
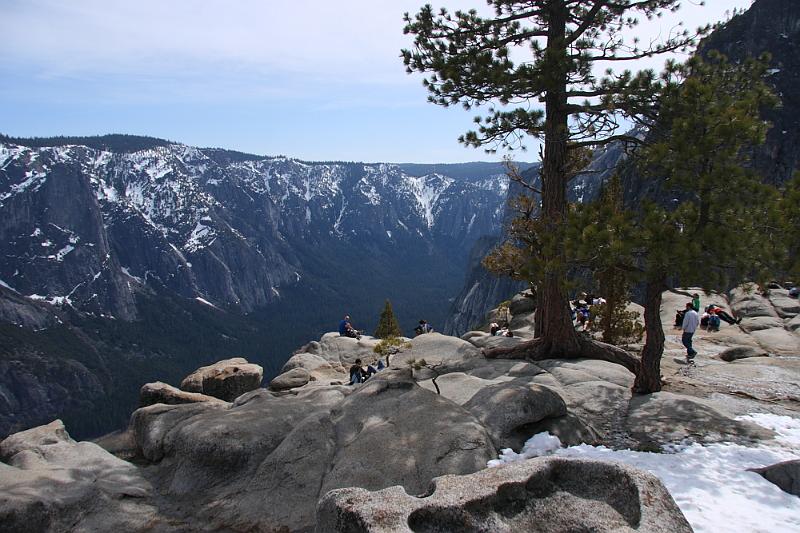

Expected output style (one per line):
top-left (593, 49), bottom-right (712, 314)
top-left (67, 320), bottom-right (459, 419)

top-left (681, 302), bottom-right (700, 362)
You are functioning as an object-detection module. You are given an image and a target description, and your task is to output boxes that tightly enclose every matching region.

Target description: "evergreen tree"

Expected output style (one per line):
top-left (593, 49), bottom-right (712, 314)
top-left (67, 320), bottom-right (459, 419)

top-left (569, 175), bottom-right (643, 345)
top-left (776, 174), bottom-right (800, 280)
top-left (403, 0), bottom-right (705, 370)
top-left (374, 299), bottom-right (402, 339)
top-left (630, 53), bottom-right (778, 392)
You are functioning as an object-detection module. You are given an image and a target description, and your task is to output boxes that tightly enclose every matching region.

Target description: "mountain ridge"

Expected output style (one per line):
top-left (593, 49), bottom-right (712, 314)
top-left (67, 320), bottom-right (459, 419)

top-left (0, 137), bottom-right (517, 438)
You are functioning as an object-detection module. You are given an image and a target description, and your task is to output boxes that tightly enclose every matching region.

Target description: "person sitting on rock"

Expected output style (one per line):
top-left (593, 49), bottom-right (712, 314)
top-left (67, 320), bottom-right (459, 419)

top-left (496, 322), bottom-right (514, 337)
top-left (414, 319), bottom-right (433, 336)
top-left (674, 308), bottom-right (686, 329)
top-left (490, 322), bottom-right (501, 336)
top-left (705, 304), bottom-right (741, 325)
top-left (575, 304), bottom-right (591, 330)
top-left (789, 286), bottom-right (799, 298)
top-left (375, 357), bottom-right (386, 371)
top-left (707, 309), bottom-right (721, 332)
top-left (339, 315), bottom-right (362, 339)
top-left (349, 359), bottom-right (379, 385)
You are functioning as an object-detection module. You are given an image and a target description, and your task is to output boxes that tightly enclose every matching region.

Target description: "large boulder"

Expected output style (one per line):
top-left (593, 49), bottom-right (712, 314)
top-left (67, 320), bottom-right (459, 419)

top-left (625, 392), bottom-right (774, 445)
top-left (180, 358), bottom-right (263, 401)
top-left (748, 328), bottom-right (800, 355)
top-left (269, 367), bottom-right (311, 391)
top-left (139, 381), bottom-right (228, 407)
top-left (463, 382), bottom-right (567, 450)
top-left (165, 369), bottom-right (496, 532)
top-left (509, 289), bottom-right (536, 315)
top-left (392, 332), bottom-right (482, 368)
top-left (0, 420), bottom-right (175, 532)
top-left (463, 331), bottom-right (527, 350)
top-left (317, 456), bottom-right (693, 533)
top-left (730, 286), bottom-right (779, 319)
top-left (718, 346), bottom-right (769, 362)
top-left (750, 459), bottom-right (800, 496)
top-left (767, 289), bottom-right (800, 319)
top-left (132, 386), bottom-right (347, 467)
top-left (302, 333), bottom-right (383, 371)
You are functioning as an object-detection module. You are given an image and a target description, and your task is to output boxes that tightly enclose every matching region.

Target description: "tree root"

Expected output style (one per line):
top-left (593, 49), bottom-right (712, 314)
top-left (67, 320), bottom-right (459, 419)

top-left (483, 336), bottom-right (640, 375)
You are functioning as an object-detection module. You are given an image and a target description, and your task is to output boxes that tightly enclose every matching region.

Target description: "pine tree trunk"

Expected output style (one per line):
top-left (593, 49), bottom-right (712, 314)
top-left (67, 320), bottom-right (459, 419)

top-left (535, 1), bottom-right (581, 356)
top-left (633, 278), bottom-right (666, 393)
top-left (484, 2), bottom-right (640, 375)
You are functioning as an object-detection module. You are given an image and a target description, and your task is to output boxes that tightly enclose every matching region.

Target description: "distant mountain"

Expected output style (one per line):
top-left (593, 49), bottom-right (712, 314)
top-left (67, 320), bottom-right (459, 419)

top-left (0, 137), bottom-right (512, 438)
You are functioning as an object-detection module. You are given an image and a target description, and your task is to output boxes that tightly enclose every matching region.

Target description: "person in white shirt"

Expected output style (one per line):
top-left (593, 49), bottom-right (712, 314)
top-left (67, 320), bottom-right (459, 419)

top-left (681, 302), bottom-right (700, 361)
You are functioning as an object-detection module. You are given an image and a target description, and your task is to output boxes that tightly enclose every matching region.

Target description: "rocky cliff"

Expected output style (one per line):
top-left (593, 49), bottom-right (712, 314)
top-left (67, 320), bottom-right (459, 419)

top-left (2, 281), bottom-right (797, 532)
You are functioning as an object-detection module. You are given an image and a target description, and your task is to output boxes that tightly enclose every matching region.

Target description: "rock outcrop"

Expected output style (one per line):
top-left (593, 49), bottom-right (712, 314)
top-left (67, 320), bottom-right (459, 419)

top-left (139, 381), bottom-right (227, 407)
top-left (179, 357), bottom-right (263, 401)
top-left (129, 369), bottom-right (496, 532)
top-left (0, 420), bottom-right (176, 533)
top-left (317, 456), bottom-right (693, 533)
top-left (750, 459), bottom-right (800, 497)
top-left (2, 279), bottom-right (798, 532)
top-left (269, 367), bottom-right (312, 391)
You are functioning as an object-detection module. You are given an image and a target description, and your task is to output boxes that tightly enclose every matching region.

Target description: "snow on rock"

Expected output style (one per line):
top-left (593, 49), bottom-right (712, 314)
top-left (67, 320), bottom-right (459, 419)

top-left (195, 297), bottom-right (219, 309)
top-left (407, 174), bottom-right (453, 228)
top-left (490, 414), bottom-right (800, 533)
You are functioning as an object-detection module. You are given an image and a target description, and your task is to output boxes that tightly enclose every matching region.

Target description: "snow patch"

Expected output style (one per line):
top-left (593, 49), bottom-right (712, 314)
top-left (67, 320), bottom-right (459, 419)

top-left (407, 174), bottom-right (452, 228)
top-left (121, 267), bottom-right (143, 283)
top-left (50, 244), bottom-right (75, 261)
top-left (0, 279), bottom-right (18, 293)
top-left (185, 220), bottom-right (215, 252)
top-left (28, 294), bottom-right (74, 307)
top-left (489, 414), bottom-right (800, 533)
top-left (195, 297), bottom-right (219, 309)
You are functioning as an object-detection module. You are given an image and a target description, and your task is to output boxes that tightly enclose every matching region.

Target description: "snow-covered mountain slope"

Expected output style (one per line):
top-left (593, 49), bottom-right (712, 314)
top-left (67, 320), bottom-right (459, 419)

top-left (0, 141), bottom-right (509, 319)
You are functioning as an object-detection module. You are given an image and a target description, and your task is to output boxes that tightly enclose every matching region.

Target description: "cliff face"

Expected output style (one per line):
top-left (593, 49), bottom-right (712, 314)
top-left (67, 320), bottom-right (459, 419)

top-left (701, 0), bottom-right (800, 187)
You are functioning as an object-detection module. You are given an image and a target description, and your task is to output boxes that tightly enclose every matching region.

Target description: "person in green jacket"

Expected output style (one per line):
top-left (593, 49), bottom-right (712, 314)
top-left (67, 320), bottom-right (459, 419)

top-left (692, 293), bottom-right (701, 312)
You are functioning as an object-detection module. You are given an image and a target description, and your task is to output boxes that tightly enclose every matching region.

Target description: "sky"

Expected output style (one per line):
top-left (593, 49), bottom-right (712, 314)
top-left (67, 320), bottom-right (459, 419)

top-left (0, 0), bottom-right (754, 163)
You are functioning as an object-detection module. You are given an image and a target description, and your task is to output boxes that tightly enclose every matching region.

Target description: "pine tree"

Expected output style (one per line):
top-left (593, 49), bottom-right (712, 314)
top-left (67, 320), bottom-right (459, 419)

top-left (571, 175), bottom-right (643, 345)
top-left (631, 53), bottom-right (779, 392)
top-left (403, 0), bottom-right (705, 371)
top-left (374, 299), bottom-right (402, 339)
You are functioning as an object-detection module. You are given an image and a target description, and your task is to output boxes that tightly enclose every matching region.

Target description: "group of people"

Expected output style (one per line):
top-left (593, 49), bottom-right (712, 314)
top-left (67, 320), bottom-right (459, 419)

top-left (677, 293), bottom-right (741, 362)
top-left (349, 358), bottom-right (385, 385)
top-left (414, 320), bottom-right (434, 336)
top-left (674, 293), bottom-right (741, 332)
top-left (571, 292), bottom-right (606, 331)
top-left (338, 315), bottom-right (362, 340)
top-left (489, 322), bottom-right (514, 337)
top-left (338, 315), bottom-right (434, 340)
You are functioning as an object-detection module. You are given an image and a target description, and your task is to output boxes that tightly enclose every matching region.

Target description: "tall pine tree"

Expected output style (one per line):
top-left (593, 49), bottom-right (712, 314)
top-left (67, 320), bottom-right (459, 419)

top-left (404, 0), bottom-right (705, 370)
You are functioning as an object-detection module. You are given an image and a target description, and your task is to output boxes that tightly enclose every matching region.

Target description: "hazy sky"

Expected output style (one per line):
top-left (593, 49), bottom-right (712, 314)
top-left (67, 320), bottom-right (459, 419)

top-left (0, 1), bottom-right (753, 163)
